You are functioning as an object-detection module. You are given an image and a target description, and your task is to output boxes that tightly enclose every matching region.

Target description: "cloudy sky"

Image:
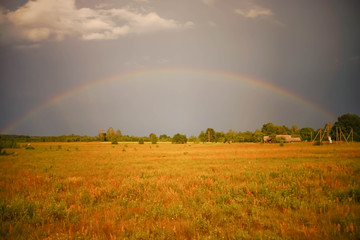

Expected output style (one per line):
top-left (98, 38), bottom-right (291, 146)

top-left (0, 0), bottom-right (359, 136)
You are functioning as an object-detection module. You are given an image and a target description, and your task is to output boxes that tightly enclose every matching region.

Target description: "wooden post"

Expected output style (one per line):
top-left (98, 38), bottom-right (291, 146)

top-left (340, 129), bottom-right (348, 144)
top-left (312, 129), bottom-right (321, 144)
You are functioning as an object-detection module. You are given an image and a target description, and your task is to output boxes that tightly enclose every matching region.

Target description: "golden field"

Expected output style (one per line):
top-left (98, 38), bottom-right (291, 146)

top-left (0, 142), bottom-right (360, 239)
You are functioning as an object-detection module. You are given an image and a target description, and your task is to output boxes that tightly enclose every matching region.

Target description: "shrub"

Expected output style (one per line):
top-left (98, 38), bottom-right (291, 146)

top-left (138, 138), bottom-right (145, 144)
top-left (46, 201), bottom-right (68, 220)
top-left (111, 140), bottom-right (118, 144)
top-left (149, 133), bottom-right (158, 144)
top-left (172, 133), bottom-right (187, 144)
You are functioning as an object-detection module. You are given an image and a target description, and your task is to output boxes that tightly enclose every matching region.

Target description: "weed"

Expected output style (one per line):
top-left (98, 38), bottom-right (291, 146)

top-left (0, 199), bottom-right (38, 221)
top-left (46, 201), bottom-right (68, 221)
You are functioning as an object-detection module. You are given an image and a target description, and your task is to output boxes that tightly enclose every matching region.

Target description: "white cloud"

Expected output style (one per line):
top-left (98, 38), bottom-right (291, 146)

top-left (107, 9), bottom-right (193, 34)
top-left (235, 5), bottom-right (273, 19)
top-left (202, 0), bottom-right (215, 7)
top-left (0, 0), bottom-right (193, 46)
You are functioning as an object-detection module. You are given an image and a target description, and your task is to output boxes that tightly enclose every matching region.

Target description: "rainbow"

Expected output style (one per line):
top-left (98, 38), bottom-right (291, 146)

top-left (1, 67), bottom-right (336, 134)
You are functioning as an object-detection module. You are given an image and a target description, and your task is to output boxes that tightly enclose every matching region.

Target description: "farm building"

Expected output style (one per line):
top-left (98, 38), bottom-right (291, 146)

top-left (263, 135), bottom-right (301, 143)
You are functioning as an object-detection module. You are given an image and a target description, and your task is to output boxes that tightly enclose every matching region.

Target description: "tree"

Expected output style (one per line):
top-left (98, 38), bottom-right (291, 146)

top-left (242, 131), bottom-right (254, 142)
top-left (215, 131), bottom-right (225, 143)
top-left (149, 133), bottom-right (158, 144)
top-left (300, 127), bottom-right (315, 142)
top-left (253, 130), bottom-right (264, 142)
top-left (188, 135), bottom-right (199, 143)
top-left (98, 129), bottom-right (106, 141)
top-left (290, 125), bottom-right (300, 137)
top-left (262, 123), bottom-right (290, 136)
top-left (225, 129), bottom-right (237, 143)
top-left (205, 128), bottom-right (215, 142)
top-left (116, 129), bottom-right (122, 136)
top-left (172, 133), bottom-right (187, 144)
top-left (159, 134), bottom-right (171, 142)
top-left (331, 113), bottom-right (360, 141)
top-left (276, 125), bottom-right (290, 135)
top-left (198, 131), bottom-right (207, 143)
top-left (261, 123), bottom-right (276, 136)
top-left (107, 127), bottom-right (115, 142)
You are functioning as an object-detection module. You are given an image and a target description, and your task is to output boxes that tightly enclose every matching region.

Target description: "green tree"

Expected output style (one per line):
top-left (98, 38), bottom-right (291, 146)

top-left (215, 131), bottom-right (225, 143)
top-left (331, 113), bottom-right (360, 141)
top-left (116, 130), bottom-right (122, 136)
top-left (261, 123), bottom-right (276, 136)
top-left (225, 129), bottom-right (237, 143)
top-left (205, 128), bottom-right (215, 142)
top-left (172, 133), bottom-right (187, 144)
top-left (149, 133), bottom-right (158, 144)
top-left (159, 134), bottom-right (171, 142)
top-left (253, 129), bottom-right (264, 142)
top-left (300, 127), bottom-right (315, 142)
top-left (290, 125), bottom-right (300, 136)
top-left (98, 129), bottom-right (106, 141)
top-left (198, 131), bottom-right (207, 143)
top-left (276, 125), bottom-right (290, 135)
top-left (188, 135), bottom-right (199, 143)
top-left (262, 123), bottom-right (290, 136)
top-left (242, 131), bottom-right (254, 142)
top-left (107, 127), bottom-right (115, 142)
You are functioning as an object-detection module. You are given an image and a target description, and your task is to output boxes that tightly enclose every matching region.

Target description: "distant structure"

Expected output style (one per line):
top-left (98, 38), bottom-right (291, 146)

top-left (311, 122), bottom-right (353, 144)
top-left (263, 136), bottom-right (271, 143)
top-left (276, 135), bottom-right (301, 143)
top-left (263, 135), bottom-right (301, 143)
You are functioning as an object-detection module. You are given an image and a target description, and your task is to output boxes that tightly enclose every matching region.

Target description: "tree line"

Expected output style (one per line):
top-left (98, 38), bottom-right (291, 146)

top-left (1, 113), bottom-right (359, 145)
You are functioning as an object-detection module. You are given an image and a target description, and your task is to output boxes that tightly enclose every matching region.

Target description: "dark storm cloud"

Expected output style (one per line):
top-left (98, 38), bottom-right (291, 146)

top-left (0, 0), bottom-right (359, 136)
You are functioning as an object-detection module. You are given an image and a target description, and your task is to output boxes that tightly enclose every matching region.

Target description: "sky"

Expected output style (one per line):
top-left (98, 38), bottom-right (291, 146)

top-left (0, 0), bottom-right (359, 137)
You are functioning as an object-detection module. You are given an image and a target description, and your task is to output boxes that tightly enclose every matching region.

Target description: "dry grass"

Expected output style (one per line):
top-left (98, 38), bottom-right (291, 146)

top-left (0, 142), bottom-right (360, 239)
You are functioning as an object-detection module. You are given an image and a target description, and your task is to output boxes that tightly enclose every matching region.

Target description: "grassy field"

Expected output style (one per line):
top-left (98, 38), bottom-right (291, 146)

top-left (0, 142), bottom-right (360, 239)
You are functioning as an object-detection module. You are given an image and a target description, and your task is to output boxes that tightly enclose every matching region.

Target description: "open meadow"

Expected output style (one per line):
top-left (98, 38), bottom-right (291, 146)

top-left (0, 142), bottom-right (360, 239)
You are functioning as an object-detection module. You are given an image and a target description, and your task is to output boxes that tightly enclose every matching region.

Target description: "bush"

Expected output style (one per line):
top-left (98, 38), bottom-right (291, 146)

top-left (149, 133), bottom-right (158, 144)
top-left (172, 133), bottom-right (187, 144)
top-left (111, 140), bottom-right (118, 144)
top-left (138, 138), bottom-right (145, 144)
top-left (151, 138), bottom-right (157, 144)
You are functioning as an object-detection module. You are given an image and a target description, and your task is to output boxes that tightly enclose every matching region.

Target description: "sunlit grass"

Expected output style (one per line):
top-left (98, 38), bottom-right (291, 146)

top-left (0, 142), bottom-right (359, 239)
